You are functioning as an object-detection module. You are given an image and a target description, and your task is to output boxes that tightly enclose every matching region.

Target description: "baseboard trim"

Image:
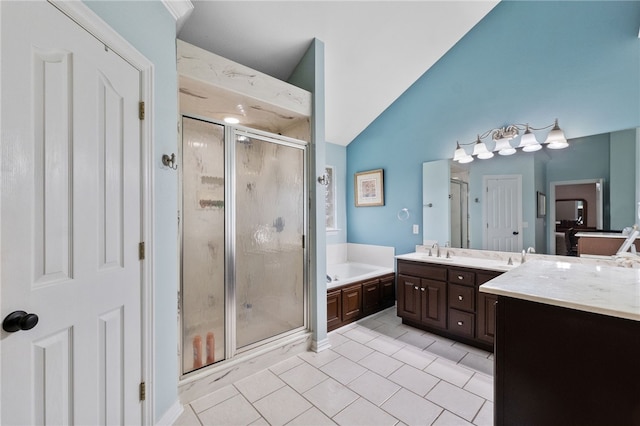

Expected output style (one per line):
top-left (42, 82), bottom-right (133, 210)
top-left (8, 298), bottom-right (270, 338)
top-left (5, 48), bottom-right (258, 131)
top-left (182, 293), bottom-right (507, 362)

top-left (312, 337), bottom-right (331, 353)
top-left (155, 400), bottom-right (183, 426)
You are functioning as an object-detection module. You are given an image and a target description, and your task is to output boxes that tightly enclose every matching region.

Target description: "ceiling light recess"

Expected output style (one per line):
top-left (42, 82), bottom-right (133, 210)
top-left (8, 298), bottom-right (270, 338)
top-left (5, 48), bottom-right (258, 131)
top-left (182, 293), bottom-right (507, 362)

top-left (452, 119), bottom-right (567, 163)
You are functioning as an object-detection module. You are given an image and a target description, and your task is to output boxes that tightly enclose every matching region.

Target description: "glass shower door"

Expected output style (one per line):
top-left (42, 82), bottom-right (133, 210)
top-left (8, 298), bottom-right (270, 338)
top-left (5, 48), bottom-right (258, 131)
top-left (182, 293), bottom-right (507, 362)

top-left (181, 117), bottom-right (226, 374)
top-left (234, 132), bottom-right (306, 349)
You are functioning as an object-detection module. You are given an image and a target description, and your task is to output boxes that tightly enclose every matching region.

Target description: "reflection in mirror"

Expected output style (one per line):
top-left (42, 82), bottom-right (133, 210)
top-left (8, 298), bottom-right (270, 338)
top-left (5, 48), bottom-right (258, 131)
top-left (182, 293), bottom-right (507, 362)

top-left (556, 199), bottom-right (586, 225)
top-left (450, 178), bottom-right (469, 248)
top-left (423, 128), bottom-right (638, 255)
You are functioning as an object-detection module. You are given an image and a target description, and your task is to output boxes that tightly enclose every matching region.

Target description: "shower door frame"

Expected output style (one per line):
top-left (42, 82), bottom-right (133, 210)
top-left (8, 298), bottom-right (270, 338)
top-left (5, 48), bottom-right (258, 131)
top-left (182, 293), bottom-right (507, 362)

top-left (179, 113), bottom-right (310, 379)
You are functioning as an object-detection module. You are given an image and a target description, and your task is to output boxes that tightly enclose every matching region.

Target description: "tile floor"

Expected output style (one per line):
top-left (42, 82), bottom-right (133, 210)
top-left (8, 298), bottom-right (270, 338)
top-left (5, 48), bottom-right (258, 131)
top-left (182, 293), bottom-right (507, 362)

top-left (174, 306), bottom-right (494, 426)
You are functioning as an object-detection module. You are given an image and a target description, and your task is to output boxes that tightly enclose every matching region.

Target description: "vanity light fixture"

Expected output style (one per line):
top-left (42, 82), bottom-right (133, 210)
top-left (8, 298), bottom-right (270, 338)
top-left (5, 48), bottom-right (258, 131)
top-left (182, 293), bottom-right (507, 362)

top-left (452, 119), bottom-right (567, 163)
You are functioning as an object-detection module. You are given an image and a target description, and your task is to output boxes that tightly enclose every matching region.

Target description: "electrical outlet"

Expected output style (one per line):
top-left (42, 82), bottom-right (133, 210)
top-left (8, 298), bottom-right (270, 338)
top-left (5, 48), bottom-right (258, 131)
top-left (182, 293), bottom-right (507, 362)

top-left (412, 224), bottom-right (419, 234)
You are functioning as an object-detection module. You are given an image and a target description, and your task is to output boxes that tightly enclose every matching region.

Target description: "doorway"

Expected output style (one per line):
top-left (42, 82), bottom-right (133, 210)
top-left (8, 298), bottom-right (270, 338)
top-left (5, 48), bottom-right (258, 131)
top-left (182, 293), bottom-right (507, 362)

top-left (450, 179), bottom-right (469, 248)
top-left (548, 179), bottom-right (604, 254)
top-left (483, 175), bottom-right (523, 252)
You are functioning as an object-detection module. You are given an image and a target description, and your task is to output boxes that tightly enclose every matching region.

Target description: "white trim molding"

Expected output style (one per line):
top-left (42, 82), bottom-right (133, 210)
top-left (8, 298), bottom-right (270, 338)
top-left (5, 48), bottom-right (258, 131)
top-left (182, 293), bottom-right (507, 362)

top-left (162, 0), bottom-right (194, 32)
top-left (312, 337), bottom-right (331, 353)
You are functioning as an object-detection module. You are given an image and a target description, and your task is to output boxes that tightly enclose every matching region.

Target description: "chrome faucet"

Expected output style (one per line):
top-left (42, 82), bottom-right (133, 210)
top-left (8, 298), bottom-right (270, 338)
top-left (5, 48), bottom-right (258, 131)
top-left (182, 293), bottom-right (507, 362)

top-left (521, 247), bottom-right (536, 263)
top-left (432, 242), bottom-right (440, 258)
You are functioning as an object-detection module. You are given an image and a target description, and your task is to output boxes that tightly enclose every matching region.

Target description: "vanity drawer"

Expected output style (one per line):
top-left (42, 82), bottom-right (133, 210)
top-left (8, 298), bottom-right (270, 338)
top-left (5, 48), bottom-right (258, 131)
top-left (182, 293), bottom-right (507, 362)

top-left (448, 283), bottom-right (475, 312)
top-left (449, 308), bottom-right (475, 338)
top-left (448, 269), bottom-right (475, 286)
top-left (397, 261), bottom-right (447, 281)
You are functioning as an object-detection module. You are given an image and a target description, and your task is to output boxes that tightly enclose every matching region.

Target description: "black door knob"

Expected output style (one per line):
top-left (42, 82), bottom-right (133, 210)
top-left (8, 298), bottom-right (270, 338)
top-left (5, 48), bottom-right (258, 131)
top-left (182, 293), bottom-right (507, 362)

top-left (513, 231), bottom-right (519, 235)
top-left (3, 310), bottom-right (39, 332)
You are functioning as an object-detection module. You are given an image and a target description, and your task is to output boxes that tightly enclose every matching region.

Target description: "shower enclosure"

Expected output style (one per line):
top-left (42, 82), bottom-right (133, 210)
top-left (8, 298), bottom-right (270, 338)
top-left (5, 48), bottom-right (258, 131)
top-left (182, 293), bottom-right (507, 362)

top-left (180, 115), bottom-right (308, 375)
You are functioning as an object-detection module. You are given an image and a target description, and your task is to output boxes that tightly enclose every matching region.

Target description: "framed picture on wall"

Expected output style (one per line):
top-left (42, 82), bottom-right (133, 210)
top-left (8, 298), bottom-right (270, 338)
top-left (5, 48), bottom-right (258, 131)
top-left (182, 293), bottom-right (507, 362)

top-left (537, 191), bottom-right (546, 218)
top-left (355, 168), bottom-right (384, 207)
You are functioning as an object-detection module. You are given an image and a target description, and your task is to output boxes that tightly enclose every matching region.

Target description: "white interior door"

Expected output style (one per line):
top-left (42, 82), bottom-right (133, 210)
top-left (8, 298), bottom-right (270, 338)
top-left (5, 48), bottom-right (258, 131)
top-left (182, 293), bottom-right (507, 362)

top-left (484, 175), bottom-right (522, 252)
top-left (1, 2), bottom-right (143, 424)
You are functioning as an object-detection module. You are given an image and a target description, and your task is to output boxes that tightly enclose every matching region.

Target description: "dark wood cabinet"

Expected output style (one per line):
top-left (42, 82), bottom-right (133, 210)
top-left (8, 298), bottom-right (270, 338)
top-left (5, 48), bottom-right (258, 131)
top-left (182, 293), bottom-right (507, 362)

top-left (342, 283), bottom-right (362, 322)
top-left (494, 296), bottom-right (640, 425)
top-left (362, 279), bottom-right (381, 315)
top-left (476, 293), bottom-right (497, 344)
top-left (476, 271), bottom-right (500, 344)
top-left (327, 289), bottom-right (342, 331)
top-left (327, 273), bottom-right (395, 332)
top-left (380, 275), bottom-right (396, 308)
top-left (396, 259), bottom-right (502, 351)
top-left (397, 274), bottom-right (421, 322)
top-left (420, 279), bottom-right (447, 329)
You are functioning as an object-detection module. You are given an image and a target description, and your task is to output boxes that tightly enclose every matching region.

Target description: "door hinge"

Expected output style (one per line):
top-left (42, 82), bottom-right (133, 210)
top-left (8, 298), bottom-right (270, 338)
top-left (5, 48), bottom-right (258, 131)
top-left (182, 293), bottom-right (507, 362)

top-left (302, 235), bottom-right (305, 249)
top-left (138, 101), bottom-right (145, 120)
top-left (139, 382), bottom-right (146, 401)
top-left (139, 242), bottom-right (145, 260)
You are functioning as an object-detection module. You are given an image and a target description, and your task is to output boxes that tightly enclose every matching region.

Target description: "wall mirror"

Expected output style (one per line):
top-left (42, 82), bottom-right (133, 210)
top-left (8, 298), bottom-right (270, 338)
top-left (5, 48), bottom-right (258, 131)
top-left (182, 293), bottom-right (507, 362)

top-left (423, 127), bottom-right (638, 254)
top-left (556, 199), bottom-right (586, 225)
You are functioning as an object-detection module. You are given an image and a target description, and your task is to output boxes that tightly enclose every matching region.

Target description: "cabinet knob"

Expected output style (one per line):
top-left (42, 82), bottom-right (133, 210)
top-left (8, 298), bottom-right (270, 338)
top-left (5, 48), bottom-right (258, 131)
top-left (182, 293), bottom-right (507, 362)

top-left (420, 287), bottom-right (425, 291)
top-left (414, 286), bottom-right (419, 290)
top-left (457, 321), bottom-right (464, 326)
top-left (458, 295), bottom-right (463, 301)
top-left (457, 275), bottom-right (463, 280)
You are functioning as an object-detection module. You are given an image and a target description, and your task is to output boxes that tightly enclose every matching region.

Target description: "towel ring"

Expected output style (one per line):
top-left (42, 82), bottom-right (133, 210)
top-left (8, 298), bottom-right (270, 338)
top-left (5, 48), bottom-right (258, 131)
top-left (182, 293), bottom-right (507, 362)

top-left (397, 208), bottom-right (410, 221)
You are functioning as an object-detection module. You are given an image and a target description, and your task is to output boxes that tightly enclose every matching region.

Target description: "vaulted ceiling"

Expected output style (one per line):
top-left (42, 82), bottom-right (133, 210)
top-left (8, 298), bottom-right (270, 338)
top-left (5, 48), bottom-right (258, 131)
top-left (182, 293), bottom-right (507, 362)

top-left (178, 1), bottom-right (499, 146)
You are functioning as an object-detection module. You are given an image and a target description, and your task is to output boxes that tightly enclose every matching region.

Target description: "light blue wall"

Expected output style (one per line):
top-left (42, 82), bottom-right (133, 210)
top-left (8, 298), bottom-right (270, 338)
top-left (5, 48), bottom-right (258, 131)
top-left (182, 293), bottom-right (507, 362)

top-left (467, 154), bottom-right (536, 249)
top-left (326, 143), bottom-right (347, 244)
top-left (347, 1), bottom-right (640, 255)
top-left (83, 1), bottom-right (179, 420)
top-left (287, 39), bottom-right (328, 347)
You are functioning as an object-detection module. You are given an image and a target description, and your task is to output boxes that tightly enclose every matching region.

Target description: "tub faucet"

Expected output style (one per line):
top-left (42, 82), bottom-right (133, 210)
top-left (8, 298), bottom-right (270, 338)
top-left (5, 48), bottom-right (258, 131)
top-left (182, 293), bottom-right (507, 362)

top-left (326, 274), bottom-right (332, 283)
top-left (432, 242), bottom-right (440, 258)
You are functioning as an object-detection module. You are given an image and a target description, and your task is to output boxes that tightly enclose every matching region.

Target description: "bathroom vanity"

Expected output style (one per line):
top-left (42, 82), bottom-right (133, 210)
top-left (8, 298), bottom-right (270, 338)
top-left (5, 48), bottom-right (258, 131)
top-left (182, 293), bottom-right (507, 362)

top-left (480, 259), bottom-right (640, 425)
top-left (395, 251), bottom-right (515, 351)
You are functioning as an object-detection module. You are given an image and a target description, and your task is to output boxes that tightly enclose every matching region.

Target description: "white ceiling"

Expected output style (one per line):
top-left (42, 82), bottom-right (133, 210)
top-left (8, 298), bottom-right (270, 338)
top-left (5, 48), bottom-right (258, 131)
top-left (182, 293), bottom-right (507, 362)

top-left (178, 1), bottom-right (499, 146)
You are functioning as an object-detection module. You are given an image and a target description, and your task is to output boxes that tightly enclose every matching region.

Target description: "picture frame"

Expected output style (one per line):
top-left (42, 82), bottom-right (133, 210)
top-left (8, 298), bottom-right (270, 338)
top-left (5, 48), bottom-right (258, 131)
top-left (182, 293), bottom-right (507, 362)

top-left (537, 191), bottom-right (546, 218)
top-left (355, 168), bottom-right (384, 207)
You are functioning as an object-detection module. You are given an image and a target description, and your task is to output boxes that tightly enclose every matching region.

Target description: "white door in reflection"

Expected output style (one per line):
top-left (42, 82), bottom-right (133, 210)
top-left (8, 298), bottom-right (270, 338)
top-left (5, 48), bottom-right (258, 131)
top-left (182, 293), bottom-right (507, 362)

top-left (235, 133), bottom-right (306, 349)
top-left (484, 175), bottom-right (523, 252)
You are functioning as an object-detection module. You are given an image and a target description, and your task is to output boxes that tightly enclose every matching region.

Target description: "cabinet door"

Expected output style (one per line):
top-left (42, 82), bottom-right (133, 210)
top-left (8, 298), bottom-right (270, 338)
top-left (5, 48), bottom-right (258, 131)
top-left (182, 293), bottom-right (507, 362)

top-left (397, 274), bottom-right (421, 323)
top-left (477, 292), bottom-right (497, 344)
top-left (362, 280), bottom-right (381, 315)
top-left (421, 279), bottom-right (447, 329)
top-left (380, 275), bottom-right (395, 308)
top-left (327, 290), bottom-right (342, 331)
top-left (342, 284), bottom-right (362, 323)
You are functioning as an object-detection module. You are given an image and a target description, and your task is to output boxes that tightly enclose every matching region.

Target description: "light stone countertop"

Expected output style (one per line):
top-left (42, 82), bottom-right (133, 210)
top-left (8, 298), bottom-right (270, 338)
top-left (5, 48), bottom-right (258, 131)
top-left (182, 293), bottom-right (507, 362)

top-left (395, 251), bottom-right (519, 273)
top-left (479, 259), bottom-right (640, 321)
top-left (396, 246), bottom-right (640, 321)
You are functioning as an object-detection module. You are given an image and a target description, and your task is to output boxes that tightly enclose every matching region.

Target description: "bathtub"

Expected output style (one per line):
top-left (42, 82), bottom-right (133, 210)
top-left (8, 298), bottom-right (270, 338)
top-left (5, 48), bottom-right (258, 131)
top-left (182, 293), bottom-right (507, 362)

top-left (327, 262), bottom-right (395, 289)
